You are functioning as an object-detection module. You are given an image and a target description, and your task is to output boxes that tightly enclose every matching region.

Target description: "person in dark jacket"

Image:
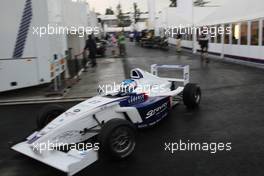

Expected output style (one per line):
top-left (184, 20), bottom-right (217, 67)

top-left (198, 33), bottom-right (210, 63)
top-left (84, 35), bottom-right (97, 67)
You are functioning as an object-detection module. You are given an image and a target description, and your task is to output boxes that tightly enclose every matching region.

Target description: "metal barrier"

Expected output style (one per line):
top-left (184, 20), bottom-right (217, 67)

top-left (74, 51), bottom-right (87, 78)
top-left (47, 49), bottom-right (88, 96)
top-left (48, 54), bottom-right (67, 96)
top-left (65, 48), bottom-right (88, 77)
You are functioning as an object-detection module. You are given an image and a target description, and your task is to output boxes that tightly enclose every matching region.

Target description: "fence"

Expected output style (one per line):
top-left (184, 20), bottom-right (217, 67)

top-left (47, 49), bottom-right (88, 96)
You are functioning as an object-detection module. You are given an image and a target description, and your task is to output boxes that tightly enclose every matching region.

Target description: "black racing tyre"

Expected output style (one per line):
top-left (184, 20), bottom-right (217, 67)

top-left (183, 83), bottom-right (201, 109)
top-left (37, 104), bottom-right (66, 129)
top-left (99, 118), bottom-right (136, 160)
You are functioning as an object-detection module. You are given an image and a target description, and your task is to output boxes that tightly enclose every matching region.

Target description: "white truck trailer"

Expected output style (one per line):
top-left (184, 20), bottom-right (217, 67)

top-left (0, 0), bottom-right (97, 92)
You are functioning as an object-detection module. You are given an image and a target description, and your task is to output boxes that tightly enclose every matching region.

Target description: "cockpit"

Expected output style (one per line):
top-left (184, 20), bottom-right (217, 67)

top-left (104, 79), bottom-right (138, 97)
top-left (118, 79), bottom-right (137, 95)
top-left (130, 69), bottom-right (144, 79)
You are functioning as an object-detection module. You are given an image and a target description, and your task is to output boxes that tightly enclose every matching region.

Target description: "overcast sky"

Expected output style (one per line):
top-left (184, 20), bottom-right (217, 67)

top-left (86, 0), bottom-right (226, 14)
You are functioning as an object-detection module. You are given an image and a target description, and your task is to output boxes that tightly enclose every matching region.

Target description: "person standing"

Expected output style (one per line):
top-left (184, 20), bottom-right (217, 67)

top-left (129, 32), bottom-right (134, 42)
top-left (105, 33), bottom-right (110, 41)
top-left (111, 34), bottom-right (118, 57)
top-left (176, 33), bottom-right (182, 53)
top-left (198, 33), bottom-right (210, 63)
top-left (84, 35), bottom-right (97, 67)
top-left (118, 32), bottom-right (126, 57)
top-left (135, 31), bottom-right (141, 45)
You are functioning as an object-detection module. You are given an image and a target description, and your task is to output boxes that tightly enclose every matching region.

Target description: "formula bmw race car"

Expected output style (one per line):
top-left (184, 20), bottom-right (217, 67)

top-left (12, 64), bottom-right (201, 176)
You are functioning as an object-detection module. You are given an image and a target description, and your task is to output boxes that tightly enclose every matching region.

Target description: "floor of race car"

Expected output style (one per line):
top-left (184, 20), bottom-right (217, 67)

top-left (1, 43), bottom-right (264, 176)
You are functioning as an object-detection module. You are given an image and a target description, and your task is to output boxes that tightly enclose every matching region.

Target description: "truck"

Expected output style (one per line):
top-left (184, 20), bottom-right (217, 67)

top-left (0, 0), bottom-right (99, 92)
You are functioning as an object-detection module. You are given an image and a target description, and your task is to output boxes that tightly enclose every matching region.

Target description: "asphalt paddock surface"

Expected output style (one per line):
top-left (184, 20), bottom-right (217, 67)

top-left (1, 44), bottom-right (264, 176)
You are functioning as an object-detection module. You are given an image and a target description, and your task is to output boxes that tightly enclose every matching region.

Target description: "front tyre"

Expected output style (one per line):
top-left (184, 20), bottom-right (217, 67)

top-left (99, 119), bottom-right (136, 160)
top-left (37, 104), bottom-right (66, 130)
top-left (183, 83), bottom-right (201, 109)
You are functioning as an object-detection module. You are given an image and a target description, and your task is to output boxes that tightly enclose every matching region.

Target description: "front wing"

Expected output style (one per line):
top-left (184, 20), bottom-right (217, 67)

top-left (12, 142), bottom-right (98, 176)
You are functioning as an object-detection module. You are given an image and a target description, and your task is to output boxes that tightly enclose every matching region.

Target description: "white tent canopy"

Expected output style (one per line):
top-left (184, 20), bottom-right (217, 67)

top-left (196, 0), bottom-right (264, 26)
top-left (158, 6), bottom-right (218, 28)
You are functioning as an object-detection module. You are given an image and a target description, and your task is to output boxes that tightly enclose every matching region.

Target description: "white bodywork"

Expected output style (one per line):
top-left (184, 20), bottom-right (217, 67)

top-left (12, 64), bottom-right (190, 175)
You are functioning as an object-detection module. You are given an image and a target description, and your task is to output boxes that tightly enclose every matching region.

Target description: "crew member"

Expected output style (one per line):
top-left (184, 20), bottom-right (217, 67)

top-left (84, 35), bottom-right (97, 67)
top-left (198, 33), bottom-right (210, 63)
top-left (118, 32), bottom-right (126, 57)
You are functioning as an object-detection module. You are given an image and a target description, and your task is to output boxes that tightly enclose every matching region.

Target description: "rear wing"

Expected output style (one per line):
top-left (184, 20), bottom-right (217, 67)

top-left (151, 64), bottom-right (190, 86)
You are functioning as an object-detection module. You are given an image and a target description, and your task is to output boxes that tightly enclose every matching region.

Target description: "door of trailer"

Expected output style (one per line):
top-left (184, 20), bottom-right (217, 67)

top-left (0, 58), bottom-right (39, 92)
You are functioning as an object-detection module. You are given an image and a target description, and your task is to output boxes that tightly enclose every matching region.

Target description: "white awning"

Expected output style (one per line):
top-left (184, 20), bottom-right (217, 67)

top-left (196, 0), bottom-right (264, 26)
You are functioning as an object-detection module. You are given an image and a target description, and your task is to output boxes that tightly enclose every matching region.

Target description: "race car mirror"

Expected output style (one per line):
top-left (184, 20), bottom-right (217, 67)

top-left (97, 87), bottom-right (104, 95)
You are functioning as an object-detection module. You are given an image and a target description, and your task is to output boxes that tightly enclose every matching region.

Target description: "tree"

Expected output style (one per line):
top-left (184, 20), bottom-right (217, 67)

top-left (169, 0), bottom-right (177, 7)
top-left (133, 2), bottom-right (141, 23)
top-left (105, 7), bottom-right (114, 15)
top-left (193, 0), bottom-right (211, 7)
top-left (116, 3), bottom-right (125, 27)
top-left (116, 3), bottom-right (132, 27)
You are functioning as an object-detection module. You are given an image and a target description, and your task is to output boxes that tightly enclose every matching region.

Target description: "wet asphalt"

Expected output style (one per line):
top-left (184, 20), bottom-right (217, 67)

top-left (1, 42), bottom-right (264, 176)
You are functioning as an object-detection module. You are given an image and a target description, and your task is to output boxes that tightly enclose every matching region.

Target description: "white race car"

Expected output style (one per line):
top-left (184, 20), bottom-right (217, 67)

top-left (12, 64), bottom-right (201, 176)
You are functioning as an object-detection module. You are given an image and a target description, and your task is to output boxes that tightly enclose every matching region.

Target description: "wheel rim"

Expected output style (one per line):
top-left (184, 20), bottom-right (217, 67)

top-left (195, 90), bottom-right (201, 104)
top-left (110, 127), bottom-right (134, 154)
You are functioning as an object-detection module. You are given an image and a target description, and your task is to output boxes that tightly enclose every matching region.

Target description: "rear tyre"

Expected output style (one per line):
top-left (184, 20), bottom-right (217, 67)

top-left (37, 104), bottom-right (66, 129)
top-left (183, 83), bottom-right (201, 109)
top-left (99, 119), bottom-right (136, 160)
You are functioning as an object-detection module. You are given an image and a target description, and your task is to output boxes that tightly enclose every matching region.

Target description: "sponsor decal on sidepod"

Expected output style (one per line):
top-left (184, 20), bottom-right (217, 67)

top-left (146, 102), bottom-right (168, 119)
